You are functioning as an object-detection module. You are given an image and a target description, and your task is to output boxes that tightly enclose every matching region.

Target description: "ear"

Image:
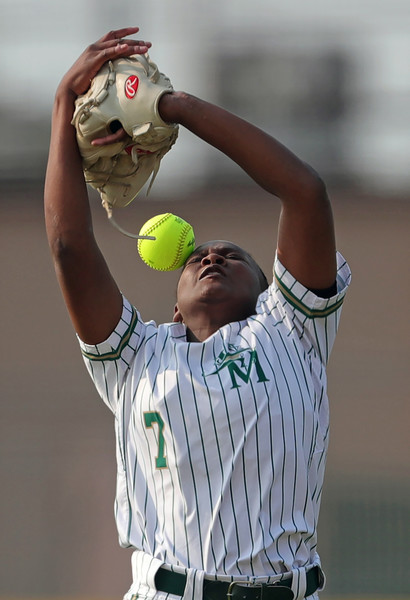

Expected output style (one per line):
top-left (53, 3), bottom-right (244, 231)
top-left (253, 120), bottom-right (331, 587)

top-left (173, 304), bottom-right (183, 323)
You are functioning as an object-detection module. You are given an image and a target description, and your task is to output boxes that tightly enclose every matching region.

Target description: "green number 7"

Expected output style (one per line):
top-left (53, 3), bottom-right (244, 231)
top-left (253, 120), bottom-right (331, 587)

top-left (144, 411), bottom-right (168, 469)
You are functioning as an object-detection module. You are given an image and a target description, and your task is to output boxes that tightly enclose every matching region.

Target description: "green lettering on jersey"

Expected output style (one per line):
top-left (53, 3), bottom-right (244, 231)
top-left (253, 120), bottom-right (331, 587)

top-left (144, 411), bottom-right (168, 469)
top-left (226, 350), bottom-right (269, 389)
top-left (208, 345), bottom-right (269, 389)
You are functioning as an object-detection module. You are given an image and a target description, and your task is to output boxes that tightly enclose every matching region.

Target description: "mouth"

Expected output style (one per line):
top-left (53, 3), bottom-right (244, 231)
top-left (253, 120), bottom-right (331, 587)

top-left (199, 265), bottom-right (225, 280)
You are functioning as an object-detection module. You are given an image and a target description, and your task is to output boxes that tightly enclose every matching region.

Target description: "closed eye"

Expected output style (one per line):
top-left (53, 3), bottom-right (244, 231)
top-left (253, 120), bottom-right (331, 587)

top-left (227, 254), bottom-right (245, 260)
top-left (185, 255), bottom-right (202, 265)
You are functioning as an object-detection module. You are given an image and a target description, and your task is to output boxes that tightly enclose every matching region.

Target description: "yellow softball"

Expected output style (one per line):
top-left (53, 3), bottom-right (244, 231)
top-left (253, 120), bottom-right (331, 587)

top-left (137, 213), bottom-right (195, 271)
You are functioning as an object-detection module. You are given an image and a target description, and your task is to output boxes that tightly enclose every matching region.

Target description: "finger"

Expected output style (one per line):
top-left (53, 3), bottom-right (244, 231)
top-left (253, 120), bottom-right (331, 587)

top-left (99, 27), bottom-right (140, 43)
top-left (103, 38), bottom-right (152, 51)
top-left (109, 38), bottom-right (152, 48)
top-left (98, 28), bottom-right (152, 54)
top-left (91, 127), bottom-right (128, 147)
top-left (98, 43), bottom-right (149, 63)
top-left (101, 41), bottom-right (152, 62)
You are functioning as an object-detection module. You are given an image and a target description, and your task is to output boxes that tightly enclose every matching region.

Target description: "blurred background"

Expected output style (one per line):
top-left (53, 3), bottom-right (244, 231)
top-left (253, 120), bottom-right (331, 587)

top-left (1, 1), bottom-right (409, 599)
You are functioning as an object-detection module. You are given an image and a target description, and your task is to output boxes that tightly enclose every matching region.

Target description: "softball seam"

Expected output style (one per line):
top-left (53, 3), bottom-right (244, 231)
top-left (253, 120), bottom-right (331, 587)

top-left (138, 214), bottom-right (192, 271)
top-left (170, 222), bottom-right (192, 270)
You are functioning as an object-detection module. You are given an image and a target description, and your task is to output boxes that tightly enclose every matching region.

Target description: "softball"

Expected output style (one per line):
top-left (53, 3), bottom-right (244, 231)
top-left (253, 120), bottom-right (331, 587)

top-left (137, 213), bottom-right (195, 271)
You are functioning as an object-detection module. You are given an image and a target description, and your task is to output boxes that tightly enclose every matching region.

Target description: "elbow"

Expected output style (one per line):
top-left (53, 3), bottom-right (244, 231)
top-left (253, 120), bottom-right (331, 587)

top-left (301, 164), bottom-right (329, 202)
top-left (48, 235), bottom-right (78, 271)
top-left (47, 227), bottom-right (95, 266)
top-left (49, 235), bottom-right (72, 262)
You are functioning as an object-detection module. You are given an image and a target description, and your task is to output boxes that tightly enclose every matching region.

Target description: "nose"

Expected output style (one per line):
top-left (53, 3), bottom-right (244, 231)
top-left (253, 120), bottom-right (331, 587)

top-left (201, 252), bottom-right (226, 266)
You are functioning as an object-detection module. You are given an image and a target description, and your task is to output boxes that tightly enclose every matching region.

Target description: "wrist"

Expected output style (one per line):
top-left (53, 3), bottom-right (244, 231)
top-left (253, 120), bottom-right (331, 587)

top-left (158, 91), bottom-right (190, 124)
top-left (54, 81), bottom-right (78, 107)
top-left (52, 87), bottom-right (79, 133)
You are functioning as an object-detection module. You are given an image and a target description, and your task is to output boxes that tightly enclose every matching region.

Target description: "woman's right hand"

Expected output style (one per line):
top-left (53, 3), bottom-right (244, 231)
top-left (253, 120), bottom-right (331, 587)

top-left (58, 27), bottom-right (152, 99)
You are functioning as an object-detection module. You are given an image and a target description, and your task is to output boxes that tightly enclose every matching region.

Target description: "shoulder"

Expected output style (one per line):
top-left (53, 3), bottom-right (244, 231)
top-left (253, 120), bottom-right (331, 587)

top-left (255, 252), bottom-right (351, 363)
top-left (78, 296), bottom-right (150, 363)
top-left (257, 251), bottom-right (351, 320)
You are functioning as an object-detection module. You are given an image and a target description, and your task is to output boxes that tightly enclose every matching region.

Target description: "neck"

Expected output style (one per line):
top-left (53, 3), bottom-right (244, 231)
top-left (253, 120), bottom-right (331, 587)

top-left (185, 319), bottom-right (225, 343)
top-left (177, 299), bottom-right (258, 343)
top-left (182, 304), bottom-right (250, 342)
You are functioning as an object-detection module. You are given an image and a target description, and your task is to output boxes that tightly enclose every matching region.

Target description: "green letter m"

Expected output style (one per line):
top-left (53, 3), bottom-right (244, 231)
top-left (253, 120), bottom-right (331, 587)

top-left (227, 351), bottom-right (269, 389)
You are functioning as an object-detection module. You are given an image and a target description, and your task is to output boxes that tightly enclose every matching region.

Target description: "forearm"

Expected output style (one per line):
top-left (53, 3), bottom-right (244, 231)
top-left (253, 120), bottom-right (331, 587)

top-left (159, 91), bottom-right (322, 202)
top-left (44, 87), bottom-right (121, 343)
top-left (45, 28), bottom-right (151, 251)
top-left (160, 91), bottom-right (336, 290)
top-left (44, 90), bottom-right (94, 253)
top-left (43, 29), bottom-right (153, 344)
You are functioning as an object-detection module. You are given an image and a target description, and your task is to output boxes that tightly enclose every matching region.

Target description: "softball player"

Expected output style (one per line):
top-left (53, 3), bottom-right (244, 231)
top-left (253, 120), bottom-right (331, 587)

top-left (45, 28), bottom-right (351, 600)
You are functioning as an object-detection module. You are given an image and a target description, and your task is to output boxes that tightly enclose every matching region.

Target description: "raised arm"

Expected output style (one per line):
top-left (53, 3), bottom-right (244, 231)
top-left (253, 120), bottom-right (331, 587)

top-left (158, 92), bottom-right (337, 292)
top-left (44, 29), bottom-right (151, 344)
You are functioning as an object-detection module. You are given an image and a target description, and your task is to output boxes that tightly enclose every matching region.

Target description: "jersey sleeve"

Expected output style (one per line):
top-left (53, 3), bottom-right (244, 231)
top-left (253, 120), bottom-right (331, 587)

top-left (77, 296), bottom-right (146, 414)
top-left (258, 252), bottom-right (351, 364)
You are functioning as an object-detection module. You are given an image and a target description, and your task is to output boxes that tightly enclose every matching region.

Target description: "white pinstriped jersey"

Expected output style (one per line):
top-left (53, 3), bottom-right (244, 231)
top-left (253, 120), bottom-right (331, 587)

top-left (79, 253), bottom-right (350, 579)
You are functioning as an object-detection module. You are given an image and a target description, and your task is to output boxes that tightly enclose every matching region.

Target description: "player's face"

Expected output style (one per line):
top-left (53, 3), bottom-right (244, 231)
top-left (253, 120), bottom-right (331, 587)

top-left (175, 241), bottom-right (265, 324)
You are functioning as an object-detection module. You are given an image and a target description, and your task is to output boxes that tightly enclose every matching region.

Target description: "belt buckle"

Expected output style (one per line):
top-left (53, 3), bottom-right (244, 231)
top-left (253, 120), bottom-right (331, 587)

top-left (227, 580), bottom-right (294, 600)
top-left (227, 580), bottom-right (263, 600)
top-left (263, 584), bottom-right (294, 600)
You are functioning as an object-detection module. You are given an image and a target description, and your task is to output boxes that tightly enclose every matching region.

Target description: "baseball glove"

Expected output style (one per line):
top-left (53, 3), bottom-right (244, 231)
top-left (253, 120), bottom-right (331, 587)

top-left (72, 54), bottom-right (178, 216)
